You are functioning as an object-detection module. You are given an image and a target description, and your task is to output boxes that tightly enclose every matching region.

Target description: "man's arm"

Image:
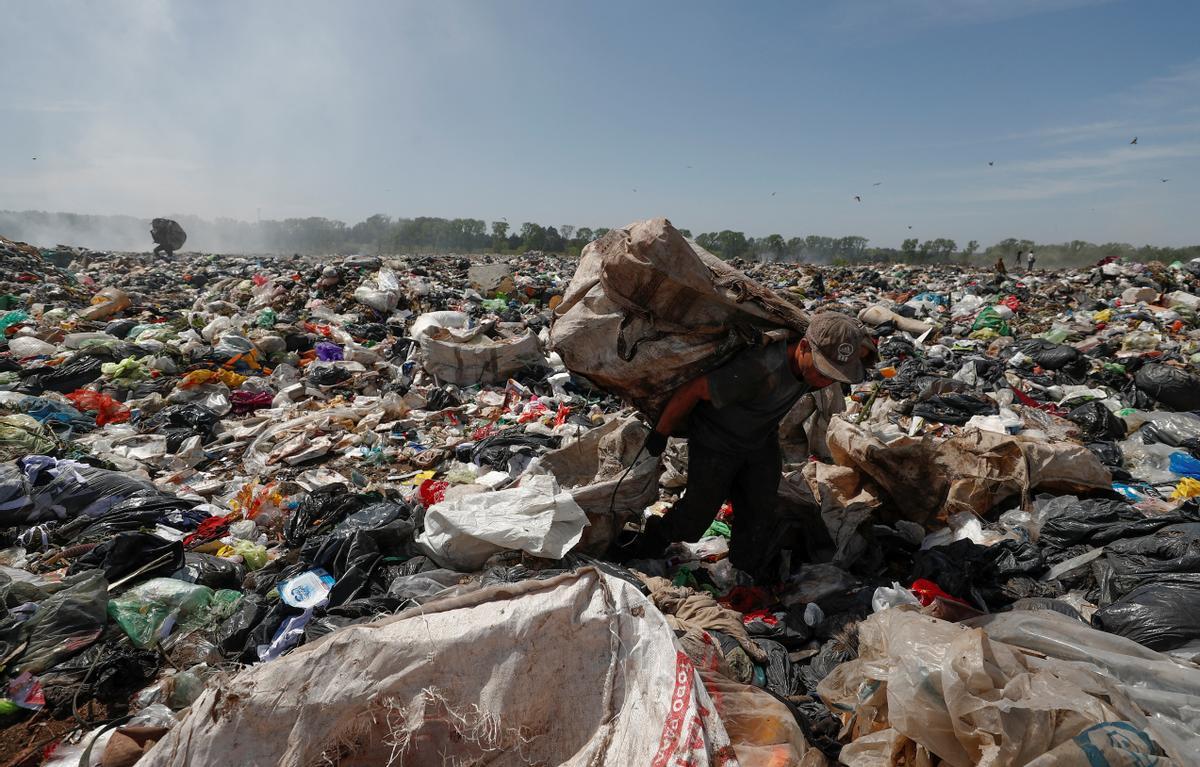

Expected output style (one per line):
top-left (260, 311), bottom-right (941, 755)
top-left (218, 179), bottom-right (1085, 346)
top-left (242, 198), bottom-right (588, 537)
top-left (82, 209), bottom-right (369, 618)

top-left (656, 376), bottom-right (710, 435)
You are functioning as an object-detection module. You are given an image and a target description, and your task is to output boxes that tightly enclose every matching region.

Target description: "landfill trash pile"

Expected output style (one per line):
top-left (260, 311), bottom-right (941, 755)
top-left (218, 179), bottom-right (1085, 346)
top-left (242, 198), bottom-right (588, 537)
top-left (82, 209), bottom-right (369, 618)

top-left (1, 221), bottom-right (1200, 764)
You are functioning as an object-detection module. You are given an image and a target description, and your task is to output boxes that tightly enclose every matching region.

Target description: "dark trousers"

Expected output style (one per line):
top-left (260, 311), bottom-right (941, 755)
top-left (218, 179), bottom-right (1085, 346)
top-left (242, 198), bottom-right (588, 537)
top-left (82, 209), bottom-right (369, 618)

top-left (658, 440), bottom-right (783, 575)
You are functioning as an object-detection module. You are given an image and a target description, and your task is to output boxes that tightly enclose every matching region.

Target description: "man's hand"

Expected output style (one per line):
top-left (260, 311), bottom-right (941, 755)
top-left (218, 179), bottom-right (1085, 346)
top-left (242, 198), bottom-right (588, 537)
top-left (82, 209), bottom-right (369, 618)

top-left (644, 430), bottom-right (668, 457)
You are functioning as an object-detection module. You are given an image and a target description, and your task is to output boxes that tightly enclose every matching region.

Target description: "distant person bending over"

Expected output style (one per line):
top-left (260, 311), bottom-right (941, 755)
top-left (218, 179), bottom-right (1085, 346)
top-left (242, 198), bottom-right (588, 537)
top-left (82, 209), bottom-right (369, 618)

top-left (151, 218), bottom-right (187, 258)
top-left (631, 312), bottom-right (872, 581)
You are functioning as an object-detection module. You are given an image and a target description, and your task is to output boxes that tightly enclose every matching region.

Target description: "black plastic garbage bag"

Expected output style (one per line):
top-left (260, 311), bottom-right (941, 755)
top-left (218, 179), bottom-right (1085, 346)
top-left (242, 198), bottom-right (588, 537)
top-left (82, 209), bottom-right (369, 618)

top-left (0, 570), bottom-right (107, 675)
top-left (307, 365), bottom-right (351, 387)
top-left (215, 593), bottom-right (267, 657)
top-left (15, 458), bottom-right (158, 525)
top-left (1086, 441), bottom-right (1128, 479)
top-left (303, 595), bottom-right (405, 643)
top-left (68, 531), bottom-right (183, 584)
top-left (285, 485), bottom-right (374, 547)
top-left (61, 492), bottom-right (195, 544)
top-left (1014, 339), bottom-right (1082, 371)
top-left (911, 393), bottom-right (998, 425)
top-left (1134, 363), bottom-right (1200, 411)
top-left (1067, 401), bottom-right (1127, 440)
top-left (471, 430), bottom-right (559, 469)
top-left (39, 635), bottom-right (160, 716)
top-left (144, 404), bottom-right (219, 451)
top-left (1036, 497), bottom-right (1200, 552)
top-left (18, 354), bottom-right (105, 394)
top-left (1101, 523), bottom-right (1200, 598)
top-left (799, 629), bottom-right (858, 693)
top-left (173, 552), bottom-right (247, 591)
top-left (751, 637), bottom-right (802, 698)
top-left (1092, 581), bottom-right (1200, 651)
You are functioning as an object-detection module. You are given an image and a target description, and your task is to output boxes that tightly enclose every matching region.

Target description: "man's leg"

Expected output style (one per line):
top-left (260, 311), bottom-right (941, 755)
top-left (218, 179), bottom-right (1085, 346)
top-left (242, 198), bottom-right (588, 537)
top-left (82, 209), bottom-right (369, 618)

top-left (643, 442), bottom-right (740, 554)
top-left (728, 441), bottom-right (784, 579)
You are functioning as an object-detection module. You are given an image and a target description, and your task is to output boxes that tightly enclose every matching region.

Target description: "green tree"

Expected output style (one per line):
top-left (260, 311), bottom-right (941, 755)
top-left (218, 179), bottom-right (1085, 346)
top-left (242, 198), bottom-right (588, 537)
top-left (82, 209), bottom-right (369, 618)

top-left (520, 222), bottom-right (547, 251)
top-left (963, 240), bottom-right (980, 259)
top-left (762, 234), bottom-right (786, 260)
top-left (901, 238), bottom-right (918, 258)
top-left (491, 221), bottom-right (509, 251)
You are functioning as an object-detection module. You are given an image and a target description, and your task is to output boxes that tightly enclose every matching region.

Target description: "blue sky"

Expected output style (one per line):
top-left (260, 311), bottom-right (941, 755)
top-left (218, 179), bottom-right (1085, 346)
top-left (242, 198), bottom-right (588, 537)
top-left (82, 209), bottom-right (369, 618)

top-left (2, 0), bottom-right (1198, 247)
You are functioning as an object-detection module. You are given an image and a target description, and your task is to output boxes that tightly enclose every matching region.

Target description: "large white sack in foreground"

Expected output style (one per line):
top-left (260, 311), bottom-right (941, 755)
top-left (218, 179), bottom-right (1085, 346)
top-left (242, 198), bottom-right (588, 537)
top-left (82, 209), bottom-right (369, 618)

top-left (416, 473), bottom-right (589, 570)
top-left (140, 568), bottom-right (736, 767)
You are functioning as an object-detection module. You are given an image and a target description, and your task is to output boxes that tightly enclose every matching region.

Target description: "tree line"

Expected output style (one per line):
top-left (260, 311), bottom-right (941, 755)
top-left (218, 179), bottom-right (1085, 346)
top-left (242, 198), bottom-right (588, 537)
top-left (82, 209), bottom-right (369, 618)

top-left (3, 210), bottom-right (1198, 267)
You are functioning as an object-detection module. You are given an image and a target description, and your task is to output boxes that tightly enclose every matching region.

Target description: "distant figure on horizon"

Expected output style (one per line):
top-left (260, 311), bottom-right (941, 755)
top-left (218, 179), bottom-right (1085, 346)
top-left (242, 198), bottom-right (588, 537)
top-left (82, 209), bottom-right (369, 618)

top-left (1015, 250), bottom-right (1024, 268)
top-left (151, 218), bottom-right (187, 258)
top-left (995, 255), bottom-right (1007, 277)
top-left (1027, 251), bottom-right (1037, 272)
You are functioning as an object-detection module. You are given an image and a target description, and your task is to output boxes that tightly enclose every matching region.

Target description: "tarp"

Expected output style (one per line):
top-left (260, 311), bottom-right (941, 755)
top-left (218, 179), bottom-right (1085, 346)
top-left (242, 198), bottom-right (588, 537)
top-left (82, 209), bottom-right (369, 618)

top-left (819, 607), bottom-right (1198, 766)
top-left (826, 418), bottom-right (1112, 526)
top-left (141, 568), bottom-right (742, 766)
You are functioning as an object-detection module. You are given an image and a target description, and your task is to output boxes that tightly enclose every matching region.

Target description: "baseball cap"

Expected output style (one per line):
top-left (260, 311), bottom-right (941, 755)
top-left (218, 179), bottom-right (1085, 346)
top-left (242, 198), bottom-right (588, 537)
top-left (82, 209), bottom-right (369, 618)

top-left (806, 312), bottom-right (868, 384)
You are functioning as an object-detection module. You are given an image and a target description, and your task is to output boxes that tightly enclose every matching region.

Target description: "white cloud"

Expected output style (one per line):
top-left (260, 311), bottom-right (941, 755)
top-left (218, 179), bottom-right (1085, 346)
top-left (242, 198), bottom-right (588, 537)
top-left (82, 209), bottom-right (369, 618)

top-left (1007, 143), bottom-right (1200, 174)
top-left (957, 177), bottom-right (1129, 202)
top-left (832, 0), bottom-right (1116, 31)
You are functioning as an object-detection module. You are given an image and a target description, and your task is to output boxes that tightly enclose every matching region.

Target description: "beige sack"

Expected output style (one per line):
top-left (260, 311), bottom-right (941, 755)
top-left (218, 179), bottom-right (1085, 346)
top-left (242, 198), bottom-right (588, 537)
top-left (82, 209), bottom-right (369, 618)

top-left (140, 568), bottom-right (741, 767)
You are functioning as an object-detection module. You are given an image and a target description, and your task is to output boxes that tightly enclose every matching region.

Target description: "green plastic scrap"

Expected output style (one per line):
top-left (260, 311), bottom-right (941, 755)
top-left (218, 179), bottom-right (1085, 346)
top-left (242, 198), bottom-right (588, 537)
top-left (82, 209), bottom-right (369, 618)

top-left (100, 356), bottom-right (151, 385)
top-left (0, 414), bottom-right (58, 461)
top-left (0, 310), bottom-right (29, 332)
top-left (971, 307), bottom-right (1011, 337)
top-left (256, 308), bottom-right (277, 328)
top-left (107, 578), bottom-right (215, 649)
top-left (703, 519), bottom-right (732, 539)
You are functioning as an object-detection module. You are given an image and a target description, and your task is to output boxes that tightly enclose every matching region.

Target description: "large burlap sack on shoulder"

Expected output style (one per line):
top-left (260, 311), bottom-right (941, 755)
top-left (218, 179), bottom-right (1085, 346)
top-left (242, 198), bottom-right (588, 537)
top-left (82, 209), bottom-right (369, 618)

top-left (550, 218), bottom-right (807, 417)
top-left (140, 568), bottom-right (738, 767)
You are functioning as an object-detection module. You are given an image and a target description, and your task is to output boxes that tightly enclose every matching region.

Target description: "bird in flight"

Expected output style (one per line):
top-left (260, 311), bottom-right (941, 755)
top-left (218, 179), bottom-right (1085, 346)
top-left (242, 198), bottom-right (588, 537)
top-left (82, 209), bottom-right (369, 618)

top-left (632, 188), bottom-right (637, 192)
top-left (853, 195), bottom-right (862, 202)
top-left (1161, 178), bottom-right (1169, 183)
top-left (907, 225), bottom-right (913, 230)
top-left (1130, 137), bottom-right (1138, 145)
top-left (31, 157), bottom-right (37, 161)
top-left (988, 161), bottom-right (994, 166)
top-left (770, 192), bottom-right (776, 197)
top-left (872, 181), bottom-right (882, 187)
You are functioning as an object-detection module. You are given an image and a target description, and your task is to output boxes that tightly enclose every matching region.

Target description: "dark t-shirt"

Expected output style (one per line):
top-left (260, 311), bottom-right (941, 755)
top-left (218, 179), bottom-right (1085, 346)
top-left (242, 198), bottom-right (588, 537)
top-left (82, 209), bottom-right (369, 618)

top-left (687, 342), bottom-right (811, 453)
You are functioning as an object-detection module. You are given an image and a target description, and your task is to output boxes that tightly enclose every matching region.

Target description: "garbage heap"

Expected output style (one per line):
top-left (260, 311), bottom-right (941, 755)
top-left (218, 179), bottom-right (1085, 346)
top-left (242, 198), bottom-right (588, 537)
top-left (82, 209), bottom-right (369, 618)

top-left (0, 223), bottom-right (1198, 766)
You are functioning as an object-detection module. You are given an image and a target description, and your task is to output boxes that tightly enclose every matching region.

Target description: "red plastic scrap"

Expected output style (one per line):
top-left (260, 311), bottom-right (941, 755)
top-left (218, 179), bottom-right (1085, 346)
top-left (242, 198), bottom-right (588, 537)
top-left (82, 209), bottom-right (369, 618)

top-left (910, 578), bottom-right (971, 607)
top-left (1001, 295), bottom-right (1021, 313)
top-left (553, 404), bottom-right (570, 426)
top-left (1010, 386), bottom-right (1068, 416)
top-left (183, 515), bottom-right (232, 546)
top-left (419, 479), bottom-right (448, 507)
top-left (741, 609), bottom-right (779, 627)
top-left (65, 389), bottom-right (130, 426)
top-left (722, 585), bottom-right (771, 614)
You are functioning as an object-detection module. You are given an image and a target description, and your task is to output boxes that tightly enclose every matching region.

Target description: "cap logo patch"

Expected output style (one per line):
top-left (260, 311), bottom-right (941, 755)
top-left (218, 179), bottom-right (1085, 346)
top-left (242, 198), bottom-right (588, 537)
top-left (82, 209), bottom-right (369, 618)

top-left (836, 343), bottom-right (853, 362)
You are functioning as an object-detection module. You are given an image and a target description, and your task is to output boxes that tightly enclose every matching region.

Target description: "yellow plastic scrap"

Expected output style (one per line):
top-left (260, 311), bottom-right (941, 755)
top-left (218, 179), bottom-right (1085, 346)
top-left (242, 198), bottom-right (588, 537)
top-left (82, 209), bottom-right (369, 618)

top-left (179, 369), bottom-right (247, 389)
top-left (1171, 477), bottom-right (1200, 500)
top-left (1093, 308), bottom-right (1113, 323)
top-left (402, 470), bottom-right (437, 486)
top-left (217, 539), bottom-right (269, 570)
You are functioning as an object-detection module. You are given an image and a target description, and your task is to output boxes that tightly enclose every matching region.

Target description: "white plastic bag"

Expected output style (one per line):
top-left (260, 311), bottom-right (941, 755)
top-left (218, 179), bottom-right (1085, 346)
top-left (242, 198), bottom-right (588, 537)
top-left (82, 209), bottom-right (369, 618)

top-left (416, 474), bottom-right (588, 570)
